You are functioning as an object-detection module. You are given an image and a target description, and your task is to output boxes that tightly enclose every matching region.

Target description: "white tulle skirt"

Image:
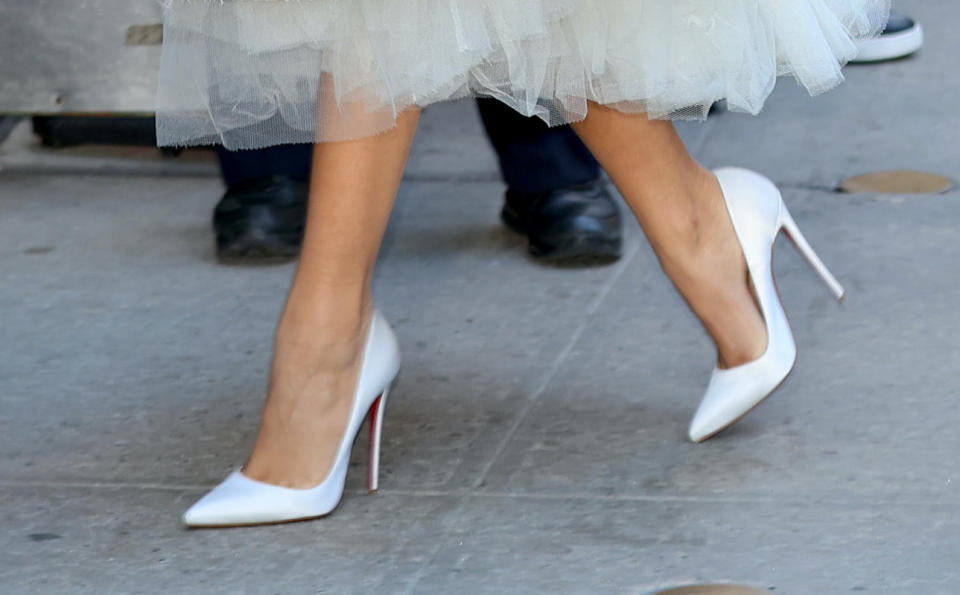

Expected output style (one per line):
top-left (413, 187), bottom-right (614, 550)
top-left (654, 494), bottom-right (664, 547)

top-left (156, 0), bottom-right (889, 149)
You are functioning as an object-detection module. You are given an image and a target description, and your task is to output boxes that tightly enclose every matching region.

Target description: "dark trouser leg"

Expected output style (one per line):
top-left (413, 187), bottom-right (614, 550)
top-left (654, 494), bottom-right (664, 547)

top-left (475, 99), bottom-right (621, 262)
top-left (213, 145), bottom-right (314, 263)
top-left (216, 145), bottom-right (313, 186)
top-left (475, 98), bottom-right (599, 194)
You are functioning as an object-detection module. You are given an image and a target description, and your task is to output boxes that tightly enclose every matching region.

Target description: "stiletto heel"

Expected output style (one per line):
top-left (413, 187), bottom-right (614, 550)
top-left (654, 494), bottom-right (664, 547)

top-left (688, 168), bottom-right (844, 443)
top-left (367, 388), bottom-right (389, 493)
top-left (779, 210), bottom-right (846, 302)
top-left (182, 309), bottom-right (401, 527)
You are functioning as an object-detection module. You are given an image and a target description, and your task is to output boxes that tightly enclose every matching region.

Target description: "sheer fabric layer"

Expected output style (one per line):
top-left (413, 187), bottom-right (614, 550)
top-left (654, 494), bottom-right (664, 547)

top-left (156, 0), bottom-right (890, 149)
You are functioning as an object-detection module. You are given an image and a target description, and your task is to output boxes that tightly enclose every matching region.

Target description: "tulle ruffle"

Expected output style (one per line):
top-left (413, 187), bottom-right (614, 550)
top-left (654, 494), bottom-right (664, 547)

top-left (156, 0), bottom-right (890, 149)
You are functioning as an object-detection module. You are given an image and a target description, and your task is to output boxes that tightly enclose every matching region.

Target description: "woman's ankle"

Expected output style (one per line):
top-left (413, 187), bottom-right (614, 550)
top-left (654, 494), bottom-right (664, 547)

top-left (280, 285), bottom-right (371, 334)
top-left (272, 296), bottom-right (372, 372)
top-left (248, 300), bottom-right (371, 487)
top-left (651, 174), bottom-right (768, 368)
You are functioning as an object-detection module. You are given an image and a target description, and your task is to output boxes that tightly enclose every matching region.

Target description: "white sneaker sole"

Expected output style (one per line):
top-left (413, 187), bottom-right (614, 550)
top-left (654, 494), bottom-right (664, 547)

top-left (851, 24), bottom-right (924, 63)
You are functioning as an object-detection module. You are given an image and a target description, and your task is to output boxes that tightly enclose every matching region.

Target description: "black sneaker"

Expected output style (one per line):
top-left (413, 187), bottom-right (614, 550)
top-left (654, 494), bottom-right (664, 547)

top-left (213, 175), bottom-right (307, 264)
top-left (501, 179), bottom-right (622, 264)
top-left (851, 11), bottom-right (923, 63)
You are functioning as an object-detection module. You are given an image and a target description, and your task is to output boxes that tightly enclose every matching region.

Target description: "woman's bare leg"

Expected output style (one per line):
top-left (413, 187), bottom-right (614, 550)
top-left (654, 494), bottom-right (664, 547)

top-left (571, 105), bottom-right (766, 368)
top-left (243, 110), bottom-right (421, 488)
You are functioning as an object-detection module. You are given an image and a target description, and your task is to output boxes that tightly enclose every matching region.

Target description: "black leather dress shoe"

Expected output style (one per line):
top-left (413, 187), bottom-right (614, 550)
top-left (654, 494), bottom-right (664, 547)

top-left (501, 179), bottom-right (622, 263)
top-left (213, 175), bottom-right (308, 264)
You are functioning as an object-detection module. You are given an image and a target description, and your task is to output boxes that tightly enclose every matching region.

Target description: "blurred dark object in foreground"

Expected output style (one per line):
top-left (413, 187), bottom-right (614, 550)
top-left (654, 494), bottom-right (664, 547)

top-left (32, 115), bottom-right (159, 149)
top-left (28, 102), bottom-right (726, 151)
top-left (0, 116), bottom-right (21, 144)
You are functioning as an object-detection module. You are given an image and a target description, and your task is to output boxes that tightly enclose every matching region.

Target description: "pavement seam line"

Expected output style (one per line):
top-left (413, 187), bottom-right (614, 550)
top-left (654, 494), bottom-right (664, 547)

top-left (2, 480), bottom-right (949, 506)
top-left (396, 229), bottom-right (644, 595)
top-left (395, 534), bottom-right (454, 595)
top-left (470, 230), bottom-right (644, 489)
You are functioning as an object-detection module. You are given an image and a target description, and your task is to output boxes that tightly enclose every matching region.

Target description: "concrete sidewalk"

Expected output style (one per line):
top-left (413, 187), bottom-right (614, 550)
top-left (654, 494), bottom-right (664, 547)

top-left (2, 2), bottom-right (958, 592)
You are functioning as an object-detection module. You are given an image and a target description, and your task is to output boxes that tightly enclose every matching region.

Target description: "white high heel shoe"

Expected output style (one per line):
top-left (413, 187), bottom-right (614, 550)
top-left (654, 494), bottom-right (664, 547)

top-left (183, 309), bottom-right (401, 527)
top-left (688, 168), bottom-right (845, 443)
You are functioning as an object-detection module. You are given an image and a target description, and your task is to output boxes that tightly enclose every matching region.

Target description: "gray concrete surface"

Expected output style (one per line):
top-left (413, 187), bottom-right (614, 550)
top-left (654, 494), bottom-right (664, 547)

top-left (2, 2), bottom-right (959, 593)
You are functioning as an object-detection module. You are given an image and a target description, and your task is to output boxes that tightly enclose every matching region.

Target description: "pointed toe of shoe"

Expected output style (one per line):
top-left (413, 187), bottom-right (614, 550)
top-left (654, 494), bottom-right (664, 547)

top-left (687, 407), bottom-right (725, 443)
top-left (687, 373), bottom-right (748, 443)
top-left (182, 496), bottom-right (225, 527)
top-left (182, 473), bottom-right (254, 527)
top-left (182, 471), bottom-right (292, 527)
top-left (688, 356), bottom-right (795, 443)
top-left (181, 469), bottom-right (347, 527)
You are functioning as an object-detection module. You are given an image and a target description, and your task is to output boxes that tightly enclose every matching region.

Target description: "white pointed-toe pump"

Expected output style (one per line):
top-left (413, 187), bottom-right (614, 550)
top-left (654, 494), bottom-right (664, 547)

top-left (183, 309), bottom-right (401, 527)
top-left (688, 168), bottom-right (845, 443)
